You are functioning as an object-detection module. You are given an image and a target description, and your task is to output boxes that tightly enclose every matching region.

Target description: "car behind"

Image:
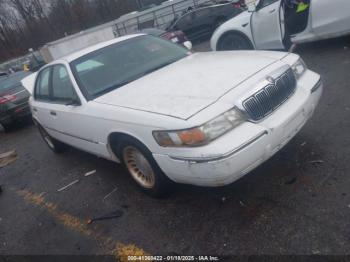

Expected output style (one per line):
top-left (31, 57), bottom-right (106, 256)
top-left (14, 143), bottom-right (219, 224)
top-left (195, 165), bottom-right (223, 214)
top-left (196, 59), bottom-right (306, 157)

top-left (166, 0), bottom-right (243, 41)
top-left (141, 28), bottom-right (192, 49)
top-left (0, 71), bottom-right (32, 131)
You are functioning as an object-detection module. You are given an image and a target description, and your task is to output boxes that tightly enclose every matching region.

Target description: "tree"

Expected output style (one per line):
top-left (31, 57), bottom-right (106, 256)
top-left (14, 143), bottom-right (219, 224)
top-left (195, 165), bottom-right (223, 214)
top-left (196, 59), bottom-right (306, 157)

top-left (0, 0), bottom-right (164, 62)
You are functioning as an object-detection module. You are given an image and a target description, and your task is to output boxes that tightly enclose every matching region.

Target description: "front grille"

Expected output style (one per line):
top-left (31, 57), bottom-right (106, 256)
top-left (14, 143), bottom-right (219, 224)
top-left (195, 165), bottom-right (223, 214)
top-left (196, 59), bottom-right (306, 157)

top-left (243, 68), bottom-right (296, 121)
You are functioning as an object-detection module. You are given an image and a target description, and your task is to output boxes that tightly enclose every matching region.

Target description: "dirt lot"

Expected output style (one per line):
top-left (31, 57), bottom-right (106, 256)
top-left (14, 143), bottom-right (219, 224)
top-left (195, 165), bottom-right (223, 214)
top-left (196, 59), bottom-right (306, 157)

top-left (1, 36), bottom-right (350, 257)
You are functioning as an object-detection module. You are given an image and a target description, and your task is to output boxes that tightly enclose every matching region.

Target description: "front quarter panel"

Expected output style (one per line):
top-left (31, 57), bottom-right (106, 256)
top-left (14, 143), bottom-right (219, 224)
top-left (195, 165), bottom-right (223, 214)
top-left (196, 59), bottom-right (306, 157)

top-left (210, 11), bottom-right (254, 51)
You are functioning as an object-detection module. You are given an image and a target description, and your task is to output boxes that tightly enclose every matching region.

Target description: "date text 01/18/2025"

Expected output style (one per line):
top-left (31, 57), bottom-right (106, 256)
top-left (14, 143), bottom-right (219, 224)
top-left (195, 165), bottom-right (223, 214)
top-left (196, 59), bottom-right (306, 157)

top-left (127, 255), bottom-right (220, 261)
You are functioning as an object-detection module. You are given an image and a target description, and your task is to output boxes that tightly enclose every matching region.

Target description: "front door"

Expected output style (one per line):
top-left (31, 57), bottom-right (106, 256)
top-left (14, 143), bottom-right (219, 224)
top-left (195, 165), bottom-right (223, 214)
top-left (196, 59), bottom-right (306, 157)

top-left (251, 0), bottom-right (285, 50)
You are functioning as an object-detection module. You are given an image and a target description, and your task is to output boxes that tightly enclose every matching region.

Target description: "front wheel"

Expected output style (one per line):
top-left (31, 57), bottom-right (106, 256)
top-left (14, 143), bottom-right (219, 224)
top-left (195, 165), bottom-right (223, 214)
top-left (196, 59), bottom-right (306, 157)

top-left (119, 138), bottom-right (171, 197)
top-left (217, 32), bottom-right (253, 51)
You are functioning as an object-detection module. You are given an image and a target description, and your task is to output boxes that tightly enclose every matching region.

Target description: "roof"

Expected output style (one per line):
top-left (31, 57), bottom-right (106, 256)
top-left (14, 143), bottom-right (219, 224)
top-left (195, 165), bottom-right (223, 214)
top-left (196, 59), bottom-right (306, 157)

top-left (60, 34), bottom-right (144, 63)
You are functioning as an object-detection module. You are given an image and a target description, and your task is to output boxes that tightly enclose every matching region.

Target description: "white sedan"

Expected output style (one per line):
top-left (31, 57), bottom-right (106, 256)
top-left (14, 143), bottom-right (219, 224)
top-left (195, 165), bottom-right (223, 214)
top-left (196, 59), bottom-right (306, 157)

top-left (211, 0), bottom-right (350, 51)
top-left (25, 34), bottom-right (322, 197)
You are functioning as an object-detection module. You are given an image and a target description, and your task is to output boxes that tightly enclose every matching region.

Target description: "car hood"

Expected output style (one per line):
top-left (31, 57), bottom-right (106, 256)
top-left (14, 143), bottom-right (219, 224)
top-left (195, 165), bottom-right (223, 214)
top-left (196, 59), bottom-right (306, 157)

top-left (94, 51), bottom-right (287, 120)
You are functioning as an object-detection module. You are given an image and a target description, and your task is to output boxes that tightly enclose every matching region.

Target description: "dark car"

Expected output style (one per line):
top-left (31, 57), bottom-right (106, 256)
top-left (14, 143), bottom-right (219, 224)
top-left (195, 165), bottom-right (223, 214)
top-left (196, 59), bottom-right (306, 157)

top-left (0, 72), bottom-right (8, 81)
top-left (0, 71), bottom-right (32, 131)
top-left (141, 28), bottom-right (192, 49)
top-left (166, 0), bottom-right (243, 41)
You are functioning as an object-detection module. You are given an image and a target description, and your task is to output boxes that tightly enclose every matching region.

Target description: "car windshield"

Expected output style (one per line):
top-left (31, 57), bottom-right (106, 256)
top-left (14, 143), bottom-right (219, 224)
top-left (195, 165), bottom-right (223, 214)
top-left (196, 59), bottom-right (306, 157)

top-left (70, 35), bottom-right (189, 98)
top-left (0, 71), bottom-right (31, 91)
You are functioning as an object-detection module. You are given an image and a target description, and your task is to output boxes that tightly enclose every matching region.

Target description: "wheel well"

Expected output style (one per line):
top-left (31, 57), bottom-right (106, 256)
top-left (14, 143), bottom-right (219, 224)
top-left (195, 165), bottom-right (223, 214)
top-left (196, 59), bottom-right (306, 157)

top-left (108, 132), bottom-right (147, 160)
top-left (217, 30), bottom-right (253, 50)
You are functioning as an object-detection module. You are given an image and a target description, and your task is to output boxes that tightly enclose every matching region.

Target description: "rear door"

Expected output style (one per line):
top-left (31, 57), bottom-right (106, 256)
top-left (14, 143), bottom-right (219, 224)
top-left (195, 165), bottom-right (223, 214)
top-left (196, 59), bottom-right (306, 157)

top-left (251, 0), bottom-right (285, 49)
top-left (310, 0), bottom-right (350, 38)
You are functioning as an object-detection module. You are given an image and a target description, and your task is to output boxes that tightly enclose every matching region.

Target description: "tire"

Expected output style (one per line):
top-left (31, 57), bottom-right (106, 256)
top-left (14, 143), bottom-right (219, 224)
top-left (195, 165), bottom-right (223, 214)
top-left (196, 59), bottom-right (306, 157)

top-left (117, 137), bottom-right (171, 198)
top-left (37, 124), bottom-right (66, 153)
top-left (217, 32), bottom-right (253, 51)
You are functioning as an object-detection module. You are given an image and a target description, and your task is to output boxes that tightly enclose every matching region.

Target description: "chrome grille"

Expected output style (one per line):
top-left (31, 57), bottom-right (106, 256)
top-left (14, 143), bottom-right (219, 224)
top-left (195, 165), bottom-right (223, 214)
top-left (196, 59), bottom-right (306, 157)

top-left (243, 68), bottom-right (296, 121)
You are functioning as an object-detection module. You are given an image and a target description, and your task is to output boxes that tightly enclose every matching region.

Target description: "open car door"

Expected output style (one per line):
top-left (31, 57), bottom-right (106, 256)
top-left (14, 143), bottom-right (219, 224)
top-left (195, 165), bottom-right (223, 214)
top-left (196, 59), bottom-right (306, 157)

top-left (250, 0), bottom-right (285, 50)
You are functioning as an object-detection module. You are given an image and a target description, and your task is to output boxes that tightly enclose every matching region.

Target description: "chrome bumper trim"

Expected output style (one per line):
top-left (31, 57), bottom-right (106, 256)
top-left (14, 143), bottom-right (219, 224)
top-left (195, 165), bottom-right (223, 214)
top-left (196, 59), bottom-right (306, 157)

top-left (169, 131), bottom-right (268, 163)
top-left (311, 78), bottom-right (322, 93)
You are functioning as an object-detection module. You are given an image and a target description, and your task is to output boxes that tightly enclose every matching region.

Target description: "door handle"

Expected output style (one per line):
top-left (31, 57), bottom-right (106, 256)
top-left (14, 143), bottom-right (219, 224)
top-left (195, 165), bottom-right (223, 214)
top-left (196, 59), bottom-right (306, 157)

top-left (269, 9), bottom-right (276, 13)
top-left (50, 111), bottom-right (57, 116)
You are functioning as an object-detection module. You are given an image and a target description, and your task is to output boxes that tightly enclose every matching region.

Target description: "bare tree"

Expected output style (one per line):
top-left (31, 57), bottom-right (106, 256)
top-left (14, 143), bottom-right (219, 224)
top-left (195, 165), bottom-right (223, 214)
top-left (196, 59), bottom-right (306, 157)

top-left (0, 0), bottom-right (164, 62)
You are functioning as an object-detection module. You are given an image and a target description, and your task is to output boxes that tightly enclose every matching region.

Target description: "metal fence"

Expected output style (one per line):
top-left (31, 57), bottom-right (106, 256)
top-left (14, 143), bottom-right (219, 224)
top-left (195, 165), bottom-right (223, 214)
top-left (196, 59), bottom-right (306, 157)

top-left (112, 0), bottom-right (218, 36)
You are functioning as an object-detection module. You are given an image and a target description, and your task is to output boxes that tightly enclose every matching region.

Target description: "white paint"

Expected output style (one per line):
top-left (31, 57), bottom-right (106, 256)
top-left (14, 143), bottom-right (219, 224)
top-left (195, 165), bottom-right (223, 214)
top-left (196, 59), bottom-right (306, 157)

top-left (94, 51), bottom-right (282, 120)
top-left (30, 35), bottom-right (322, 187)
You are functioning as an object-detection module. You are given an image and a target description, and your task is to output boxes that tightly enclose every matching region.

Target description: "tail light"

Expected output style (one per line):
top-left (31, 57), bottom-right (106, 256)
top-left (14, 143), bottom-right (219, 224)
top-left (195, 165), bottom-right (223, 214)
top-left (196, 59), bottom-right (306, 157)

top-left (163, 31), bottom-right (188, 43)
top-left (0, 94), bottom-right (16, 104)
top-left (176, 30), bottom-right (188, 40)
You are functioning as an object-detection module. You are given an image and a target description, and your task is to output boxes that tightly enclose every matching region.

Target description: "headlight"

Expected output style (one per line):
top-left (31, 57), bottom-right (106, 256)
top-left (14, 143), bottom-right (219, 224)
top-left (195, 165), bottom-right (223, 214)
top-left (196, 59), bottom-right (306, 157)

top-left (292, 58), bottom-right (307, 79)
top-left (153, 108), bottom-right (246, 147)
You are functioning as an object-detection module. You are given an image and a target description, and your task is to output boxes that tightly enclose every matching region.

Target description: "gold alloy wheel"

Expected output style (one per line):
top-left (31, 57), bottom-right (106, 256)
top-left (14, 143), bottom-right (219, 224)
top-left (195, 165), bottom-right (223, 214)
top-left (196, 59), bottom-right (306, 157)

top-left (122, 146), bottom-right (156, 189)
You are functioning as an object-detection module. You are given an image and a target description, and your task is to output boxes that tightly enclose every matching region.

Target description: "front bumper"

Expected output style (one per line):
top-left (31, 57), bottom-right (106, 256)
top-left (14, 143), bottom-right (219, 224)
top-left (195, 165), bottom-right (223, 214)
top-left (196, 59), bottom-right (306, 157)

top-left (153, 74), bottom-right (323, 187)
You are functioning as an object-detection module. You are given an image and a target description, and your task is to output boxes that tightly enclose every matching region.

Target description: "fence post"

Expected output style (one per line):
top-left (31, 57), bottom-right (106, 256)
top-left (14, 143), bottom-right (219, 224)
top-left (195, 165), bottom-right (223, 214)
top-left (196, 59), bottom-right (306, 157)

top-left (136, 16), bottom-right (140, 30)
top-left (153, 11), bottom-right (158, 28)
top-left (123, 22), bottom-right (127, 35)
top-left (172, 4), bottom-right (175, 20)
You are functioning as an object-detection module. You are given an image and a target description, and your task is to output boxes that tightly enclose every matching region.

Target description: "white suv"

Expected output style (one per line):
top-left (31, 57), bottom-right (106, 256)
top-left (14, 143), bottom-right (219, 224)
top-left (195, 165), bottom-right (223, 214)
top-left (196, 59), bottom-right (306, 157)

top-left (26, 34), bottom-right (322, 197)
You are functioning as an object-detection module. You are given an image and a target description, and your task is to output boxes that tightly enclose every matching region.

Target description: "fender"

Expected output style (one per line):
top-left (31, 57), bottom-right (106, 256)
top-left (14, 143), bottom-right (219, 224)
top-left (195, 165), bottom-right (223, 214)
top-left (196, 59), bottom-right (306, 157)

top-left (210, 10), bottom-right (256, 50)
